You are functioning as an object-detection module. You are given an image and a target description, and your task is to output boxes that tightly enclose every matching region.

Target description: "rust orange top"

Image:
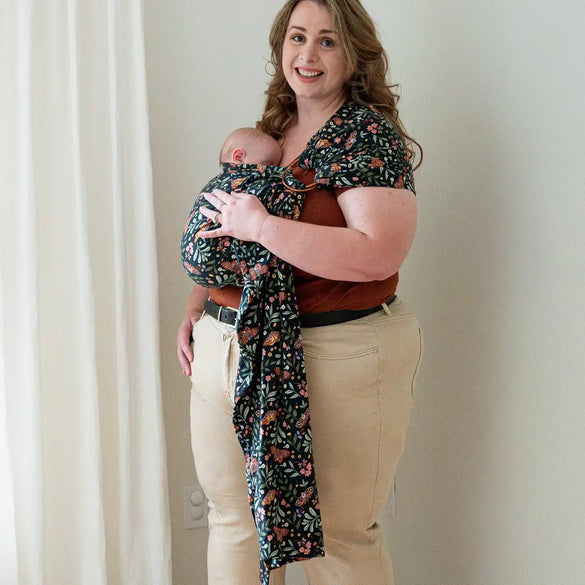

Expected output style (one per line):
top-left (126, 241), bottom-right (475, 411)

top-left (210, 164), bottom-right (399, 314)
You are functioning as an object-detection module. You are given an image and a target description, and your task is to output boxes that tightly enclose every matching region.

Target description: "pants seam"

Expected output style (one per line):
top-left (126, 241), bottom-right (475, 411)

top-left (411, 327), bottom-right (424, 399)
top-left (367, 322), bottom-right (383, 530)
top-left (376, 542), bottom-right (392, 585)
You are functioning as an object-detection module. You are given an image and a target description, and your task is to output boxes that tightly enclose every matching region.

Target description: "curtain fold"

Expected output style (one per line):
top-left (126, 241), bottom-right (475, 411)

top-left (0, 271), bottom-right (19, 585)
top-left (0, 2), bottom-right (172, 584)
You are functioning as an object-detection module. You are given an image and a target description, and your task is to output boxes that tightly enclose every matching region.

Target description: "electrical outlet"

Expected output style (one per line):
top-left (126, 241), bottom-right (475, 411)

top-left (184, 485), bottom-right (208, 530)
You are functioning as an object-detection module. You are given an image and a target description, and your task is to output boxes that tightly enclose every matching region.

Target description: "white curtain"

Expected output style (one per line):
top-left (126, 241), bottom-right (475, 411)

top-left (0, 1), bottom-right (172, 584)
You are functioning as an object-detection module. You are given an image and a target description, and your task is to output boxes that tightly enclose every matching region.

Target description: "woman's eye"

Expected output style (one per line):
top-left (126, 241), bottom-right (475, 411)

top-left (321, 38), bottom-right (335, 48)
top-left (291, 34), bottom-right (304, 43)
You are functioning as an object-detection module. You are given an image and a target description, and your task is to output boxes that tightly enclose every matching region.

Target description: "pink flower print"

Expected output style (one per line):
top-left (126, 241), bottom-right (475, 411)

top-left (298, 539), bottom-right (312, 555)
top-left (247, 457), bottom-right (258, 474)
top-left (299, 461), bottom-right (312, 477)
top-left (367, 123), bottom-right (379, 134)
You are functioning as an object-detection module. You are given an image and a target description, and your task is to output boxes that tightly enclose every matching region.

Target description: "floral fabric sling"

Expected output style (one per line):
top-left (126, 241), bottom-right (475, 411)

top-left (180, 101), bottom-right (415, 585)
top-left (182, 163), bottom-right (324, 584)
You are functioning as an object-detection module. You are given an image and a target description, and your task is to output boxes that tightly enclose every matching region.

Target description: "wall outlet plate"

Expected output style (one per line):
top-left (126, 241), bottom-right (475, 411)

top-left (184, 485), bottom-right (208, 530)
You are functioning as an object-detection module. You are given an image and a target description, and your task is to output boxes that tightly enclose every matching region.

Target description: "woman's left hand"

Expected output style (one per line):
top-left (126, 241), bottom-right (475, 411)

top-left (199, 188), bottom-right (269, 242)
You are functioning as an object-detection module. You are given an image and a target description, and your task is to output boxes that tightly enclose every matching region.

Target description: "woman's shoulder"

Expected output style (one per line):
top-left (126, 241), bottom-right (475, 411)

top-left (308, 101), bottom-right (402, 153)
top-left (304, 101), bottom-right (415, 192)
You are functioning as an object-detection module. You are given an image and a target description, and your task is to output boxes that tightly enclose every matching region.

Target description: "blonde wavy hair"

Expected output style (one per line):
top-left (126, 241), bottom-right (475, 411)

top-left (257, 0), bottom-right (422, 169)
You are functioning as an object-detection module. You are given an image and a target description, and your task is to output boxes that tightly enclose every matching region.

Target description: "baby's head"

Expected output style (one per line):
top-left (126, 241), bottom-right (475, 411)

top-left (220, 127), bottom-right (281, 166)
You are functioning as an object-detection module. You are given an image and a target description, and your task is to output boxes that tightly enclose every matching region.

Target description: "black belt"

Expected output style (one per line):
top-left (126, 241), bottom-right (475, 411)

top-left (204, 295), bottom-right (396, 329)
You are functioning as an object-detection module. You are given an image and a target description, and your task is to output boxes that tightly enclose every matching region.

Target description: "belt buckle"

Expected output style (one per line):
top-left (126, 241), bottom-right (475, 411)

top-left (217, 305), bottom-right (236, 325)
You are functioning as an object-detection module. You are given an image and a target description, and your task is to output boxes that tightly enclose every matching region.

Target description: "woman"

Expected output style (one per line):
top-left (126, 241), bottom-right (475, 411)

top-left (177, 1), bottom-right (423, 583)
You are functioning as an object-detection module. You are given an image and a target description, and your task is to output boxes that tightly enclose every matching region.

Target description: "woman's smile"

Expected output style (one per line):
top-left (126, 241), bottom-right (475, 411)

top-left (295, 67), bottom-right (324, 80)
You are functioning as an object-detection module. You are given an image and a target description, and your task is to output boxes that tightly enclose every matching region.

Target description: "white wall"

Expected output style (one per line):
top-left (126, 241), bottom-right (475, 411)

top-left (144, 1), bottom-right (585, 584)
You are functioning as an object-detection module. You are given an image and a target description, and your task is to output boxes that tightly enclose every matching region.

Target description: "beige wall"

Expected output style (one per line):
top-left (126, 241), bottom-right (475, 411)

top-left (144, 1), bottom-right (585, 584)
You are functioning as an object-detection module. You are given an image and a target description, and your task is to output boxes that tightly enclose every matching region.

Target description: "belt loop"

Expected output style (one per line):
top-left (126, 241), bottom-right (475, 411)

top-left (381, 302), bottom-right (393, 317)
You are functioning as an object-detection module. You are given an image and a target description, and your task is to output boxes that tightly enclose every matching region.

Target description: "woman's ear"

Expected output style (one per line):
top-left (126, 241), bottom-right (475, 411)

top-left (232, 148), bottom-right (245, 163)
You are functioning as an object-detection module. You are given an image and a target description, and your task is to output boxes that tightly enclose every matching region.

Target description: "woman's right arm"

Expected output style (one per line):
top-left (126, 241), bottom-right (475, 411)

top-left (177, 284), bottom-right (209, 376)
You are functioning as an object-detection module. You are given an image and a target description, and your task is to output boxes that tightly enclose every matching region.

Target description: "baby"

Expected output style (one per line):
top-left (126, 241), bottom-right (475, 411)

top-left (182, 123), bottom-right (305, 305)
top-left (219, 127), bottom-right (282, 166)
top-left (184, 127), bottom-right (286, 242)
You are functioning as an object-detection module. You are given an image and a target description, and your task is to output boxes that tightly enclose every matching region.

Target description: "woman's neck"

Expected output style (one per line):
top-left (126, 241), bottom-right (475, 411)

top-left (294, 94), bottom-right (347, 135)
top-left (278, 93), bottom-right (348, 166)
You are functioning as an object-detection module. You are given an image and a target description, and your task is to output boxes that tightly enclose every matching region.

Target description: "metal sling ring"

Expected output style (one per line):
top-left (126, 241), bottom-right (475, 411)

top-left (281, 156), bottom-right (319, 193)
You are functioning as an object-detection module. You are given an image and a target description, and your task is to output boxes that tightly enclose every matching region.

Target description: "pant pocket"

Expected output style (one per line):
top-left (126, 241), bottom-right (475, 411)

top-left (223, 329), bottom-right (240, 406)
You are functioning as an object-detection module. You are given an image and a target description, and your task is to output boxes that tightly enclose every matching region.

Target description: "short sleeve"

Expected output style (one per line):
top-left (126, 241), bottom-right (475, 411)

top-left (308, 105), bottom-right (416, 195)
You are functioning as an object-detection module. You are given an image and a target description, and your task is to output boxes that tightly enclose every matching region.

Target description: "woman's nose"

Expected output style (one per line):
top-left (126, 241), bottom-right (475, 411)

top-left (300, 42), bottom-right (318, 63)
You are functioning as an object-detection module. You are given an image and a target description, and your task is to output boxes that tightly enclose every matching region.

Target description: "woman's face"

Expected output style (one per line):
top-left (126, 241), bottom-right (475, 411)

top-left (281, 1), bottom-right (349, 107)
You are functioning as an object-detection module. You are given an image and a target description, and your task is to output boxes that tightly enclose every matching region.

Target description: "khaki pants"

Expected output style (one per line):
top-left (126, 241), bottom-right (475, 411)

top-left (190, 297), bottom-right (423, 585)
